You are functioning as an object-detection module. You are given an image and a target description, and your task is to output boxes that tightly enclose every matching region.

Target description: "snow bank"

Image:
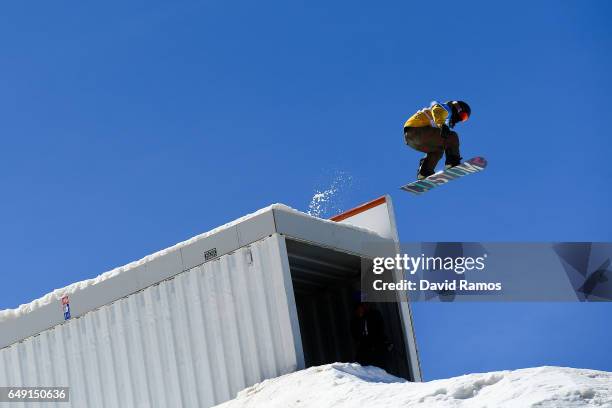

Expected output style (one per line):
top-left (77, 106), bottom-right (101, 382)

top-left (215, 364), bottom-right (612, 408)
top-left (0, 203), bottom-right (379, 322)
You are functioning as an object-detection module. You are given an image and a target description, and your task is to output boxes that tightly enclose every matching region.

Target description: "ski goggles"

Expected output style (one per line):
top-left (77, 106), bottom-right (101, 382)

top-left (453, 102), bottom-right (469, 122)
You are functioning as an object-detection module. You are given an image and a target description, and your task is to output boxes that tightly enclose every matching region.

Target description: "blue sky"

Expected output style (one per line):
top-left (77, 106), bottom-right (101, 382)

top-left (1, 0), bottom-right (611, 380)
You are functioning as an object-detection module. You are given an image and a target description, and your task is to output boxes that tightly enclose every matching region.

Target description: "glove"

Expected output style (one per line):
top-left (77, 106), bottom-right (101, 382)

top-left (440, 124), bottom-right (451, 139)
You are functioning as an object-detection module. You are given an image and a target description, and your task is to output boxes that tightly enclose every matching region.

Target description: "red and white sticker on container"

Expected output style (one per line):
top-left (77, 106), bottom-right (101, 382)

top-left (61, 295), bottom-right (71, 320)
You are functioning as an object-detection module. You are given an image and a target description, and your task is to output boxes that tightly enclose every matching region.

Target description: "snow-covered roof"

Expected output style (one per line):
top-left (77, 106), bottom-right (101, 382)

top-left (0, 203), bottom-right (390, 348)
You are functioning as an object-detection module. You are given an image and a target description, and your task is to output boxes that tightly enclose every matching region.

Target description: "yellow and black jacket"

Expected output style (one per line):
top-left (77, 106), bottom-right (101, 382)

top-left (404, 102), bottom-right (452, 129)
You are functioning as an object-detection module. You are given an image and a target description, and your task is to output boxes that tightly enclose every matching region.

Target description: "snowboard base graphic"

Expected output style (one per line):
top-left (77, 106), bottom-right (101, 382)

top-left (401, 157), bottom-right (488, 195)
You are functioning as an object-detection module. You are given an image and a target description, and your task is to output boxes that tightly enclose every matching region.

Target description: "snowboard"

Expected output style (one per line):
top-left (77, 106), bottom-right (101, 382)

top-left (400, 156), bottom-right (488, 195)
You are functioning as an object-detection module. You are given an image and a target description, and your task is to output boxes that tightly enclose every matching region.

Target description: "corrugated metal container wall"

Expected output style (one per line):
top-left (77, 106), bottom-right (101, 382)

top-left (0, 234), bottom-right (302, 408)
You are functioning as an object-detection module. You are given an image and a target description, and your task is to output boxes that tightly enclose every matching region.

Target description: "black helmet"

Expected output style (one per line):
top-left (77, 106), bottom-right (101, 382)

top-left (446, 100), bottom-right (471, 124)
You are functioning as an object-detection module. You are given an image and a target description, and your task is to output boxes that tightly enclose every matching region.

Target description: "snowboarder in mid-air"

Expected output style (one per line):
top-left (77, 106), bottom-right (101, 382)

top-left (404, 100), bottom-right (471, 180)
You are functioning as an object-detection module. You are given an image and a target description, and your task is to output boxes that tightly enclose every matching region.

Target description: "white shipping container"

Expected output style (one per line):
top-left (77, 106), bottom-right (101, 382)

top-left (0, 197), bottom-right (420, 407)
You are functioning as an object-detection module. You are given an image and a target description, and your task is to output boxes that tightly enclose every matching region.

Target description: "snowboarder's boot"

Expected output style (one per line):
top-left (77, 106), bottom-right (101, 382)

top-left (444, 153), bottom-right (462, 170)
top-left (417, 157), bottom-right (435, 180)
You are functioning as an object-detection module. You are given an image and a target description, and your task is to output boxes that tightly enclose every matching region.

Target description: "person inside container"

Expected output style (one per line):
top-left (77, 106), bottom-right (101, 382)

top-left (350, 301), bottom-right (389, 369)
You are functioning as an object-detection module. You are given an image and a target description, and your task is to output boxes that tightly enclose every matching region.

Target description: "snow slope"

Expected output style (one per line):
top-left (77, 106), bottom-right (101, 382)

top-left (214, 364), bottom-right (612, 408)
